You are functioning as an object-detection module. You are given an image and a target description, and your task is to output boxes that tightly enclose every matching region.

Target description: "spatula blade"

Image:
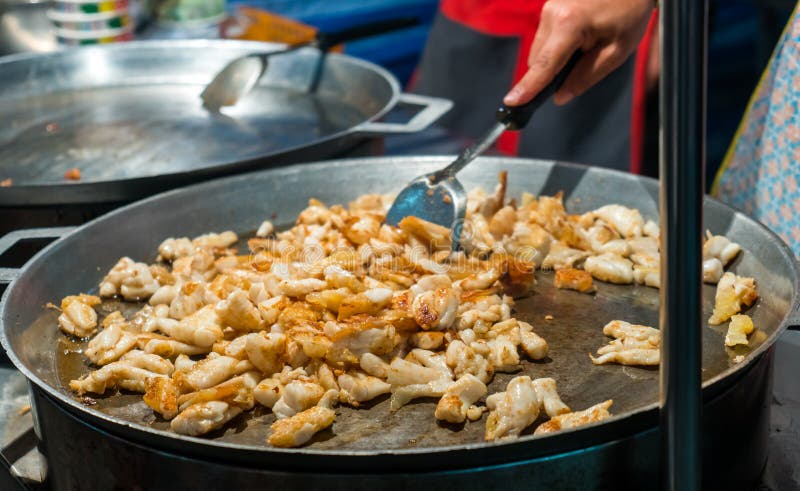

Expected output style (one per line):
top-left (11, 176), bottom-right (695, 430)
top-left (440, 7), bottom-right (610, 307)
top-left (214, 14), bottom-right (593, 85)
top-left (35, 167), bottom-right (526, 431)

top-left (385, 175), bottom-right (467, 245)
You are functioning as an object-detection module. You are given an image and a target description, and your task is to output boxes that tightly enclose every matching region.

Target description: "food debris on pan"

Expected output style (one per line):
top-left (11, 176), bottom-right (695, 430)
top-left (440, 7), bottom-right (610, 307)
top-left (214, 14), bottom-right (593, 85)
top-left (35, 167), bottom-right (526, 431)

top-left (51, 172), bottom-right (751, 448)
top-left (64, 167), bottom-right (82, 181)
top-left (0, 178), bottom-right (11, 187)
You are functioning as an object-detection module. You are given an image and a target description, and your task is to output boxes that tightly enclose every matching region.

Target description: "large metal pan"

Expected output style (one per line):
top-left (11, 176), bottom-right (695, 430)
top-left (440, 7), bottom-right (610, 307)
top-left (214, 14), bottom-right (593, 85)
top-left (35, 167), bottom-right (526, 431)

top-left (0, 41), bottom-right (451, 206)
top-left (1, 157), bottom-right (798, 487)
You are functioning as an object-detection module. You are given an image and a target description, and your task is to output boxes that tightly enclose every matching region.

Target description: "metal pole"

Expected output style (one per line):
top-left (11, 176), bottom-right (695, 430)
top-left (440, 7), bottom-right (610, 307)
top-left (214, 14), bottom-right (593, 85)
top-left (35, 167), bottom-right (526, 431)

top-left (659, 0), bottom-right (707, 490)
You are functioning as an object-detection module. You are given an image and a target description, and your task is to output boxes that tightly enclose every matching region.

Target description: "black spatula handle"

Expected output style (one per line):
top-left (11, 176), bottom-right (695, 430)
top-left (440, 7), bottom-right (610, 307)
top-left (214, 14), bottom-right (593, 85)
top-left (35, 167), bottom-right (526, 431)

top-left (496, 51), bottom-right (582, 130)
top-left (315, 17), bottom-right (420, 52)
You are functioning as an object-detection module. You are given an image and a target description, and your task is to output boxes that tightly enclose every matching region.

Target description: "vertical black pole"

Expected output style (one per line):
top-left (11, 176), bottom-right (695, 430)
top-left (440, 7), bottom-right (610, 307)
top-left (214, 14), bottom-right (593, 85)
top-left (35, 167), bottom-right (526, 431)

top-left (659, 0), bottom-right (706, 490)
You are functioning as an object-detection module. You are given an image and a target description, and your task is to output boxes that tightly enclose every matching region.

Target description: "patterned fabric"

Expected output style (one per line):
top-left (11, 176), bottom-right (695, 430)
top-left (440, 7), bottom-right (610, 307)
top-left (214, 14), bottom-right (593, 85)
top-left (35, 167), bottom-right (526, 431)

top-left (714, 3), bottom-right (800, 255)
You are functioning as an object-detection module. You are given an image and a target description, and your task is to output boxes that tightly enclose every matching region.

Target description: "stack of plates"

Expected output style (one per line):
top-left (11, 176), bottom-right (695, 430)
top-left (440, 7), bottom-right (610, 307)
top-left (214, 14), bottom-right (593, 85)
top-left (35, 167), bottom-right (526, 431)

top-left (48, 0), bottom-right (133, 45)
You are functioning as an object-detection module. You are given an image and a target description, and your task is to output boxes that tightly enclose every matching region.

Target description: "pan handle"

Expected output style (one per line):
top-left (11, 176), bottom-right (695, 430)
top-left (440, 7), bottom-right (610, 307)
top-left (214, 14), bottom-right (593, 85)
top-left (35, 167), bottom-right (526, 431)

top-left (0, 227), bottom-right (76, 286)
top-left (353, 93), bottom-right (453, 136)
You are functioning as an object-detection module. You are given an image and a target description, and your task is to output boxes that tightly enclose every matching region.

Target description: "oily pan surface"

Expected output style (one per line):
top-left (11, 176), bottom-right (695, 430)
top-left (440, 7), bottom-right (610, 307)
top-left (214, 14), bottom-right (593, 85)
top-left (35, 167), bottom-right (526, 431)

top-left (6, 157), bottom-right (794, 452)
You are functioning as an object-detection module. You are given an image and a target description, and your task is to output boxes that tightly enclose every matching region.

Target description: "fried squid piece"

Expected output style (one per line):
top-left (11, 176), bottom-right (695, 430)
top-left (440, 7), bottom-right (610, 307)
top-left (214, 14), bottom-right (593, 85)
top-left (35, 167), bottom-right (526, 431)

top-left (590, 347), bottom-right (660, 366)
top-left (386, 358), bottom-right (448, 386)
top-left (541, 242), bottom-right (588, 271)
top-left (213, 335), bottom-right (249, 359)
top-left (278, 278), bottom-right (328, 298)
top-left (338, 372), bottom-right (391, 406)
top-left (143, 377), bottom-right (181, 420)
top-left (167, 281), bottom-right (208, 320)
top-left (633, 265), bottom-right (660, 288)
top-left (390, 378), bottom-right (452, 411)
top-left (157, 237), bottom-right (194, 261)
top-left (411, 286), bottom-right (460, 331)
top-left (268, 406), bottom-right (336, 448)
top-left (254, 376), bottom-right (284, 409)
top-left (160, 305), bottom-right (224, 348)
top-left (139, 334), bottom-right (210, 358)
top-left (324, 315), bottom-right (398, 367)
top-left (725, 314), bottom-right (755, 347)
top-left (590, 320), bottom-right (660, 366)
top-left (405, 349), bottom-right (453, 379)
top-left (554, 268), bottom-right (596, 293)
top-left (69, 350), bottom-right (173, 395)
top-left (85, 312), bottom-right (138, 365)
top-left (457, 269), bottom-right (501, 292)
top-left (643, 220), bottom-right (659, 238)
top-left (216, 289), bottom-right (262, 331)
top-left (583, 253), bottom-right (634, 284)
top-left (338, 288), bottom-right (393, 320)
top-left (486, 335), bottom-right (520, 372)
top-left (703, 231), bottom-right (741, 267)
top-left (586, 205), bottom-right (644, 238)
top-left (245, 332), bottom-right (286, 376)
top-left (173, 353), bottom-right (253, 391)
top-left (170, 401), bottom-right (243, 436)
top-left (531, 378), bottom-right (570, 418)
top-left (57, 294), bottom-right (101, 338)
top-left (398, 216), bottom-right (452, 252)
top-left (708, 272), bottom-right (758, 325)
top-left (99, 257), bottom-right (160, 301)
top-left (484, 376), bottom-right (539, 441)
top-left (518, 321), bottom-right (549, 360)
top-left (434, 374), bottom-right (487, 424)
top-left (702, 258), bottom-right (724, 284)
top-left (499, 222), bottom-right (553, 266)
top-left (498, 255), bottom-right (537, 298)
top-left (343, 214), bottom-right (382, 245)
top-left (177, 372), bottom-right (259, 413)
top-left (602, 320), bottom-right (661, 345)
top-left (192, 231), bottom-right (238, 250)
top-left (480, 171), bottom-right (508, 219)
top-left (272, 380), bottom-right (326, 419)
top-left (359, 353), bottom-right (390, 378)
top-left (409, 331), bottom-right (445, 350)
top-left (445, 340), bottom-right (493, 384)
top-left (534, 400), bottom-right (613, 435)
top-left (256, 220), bottom-right (274, 238)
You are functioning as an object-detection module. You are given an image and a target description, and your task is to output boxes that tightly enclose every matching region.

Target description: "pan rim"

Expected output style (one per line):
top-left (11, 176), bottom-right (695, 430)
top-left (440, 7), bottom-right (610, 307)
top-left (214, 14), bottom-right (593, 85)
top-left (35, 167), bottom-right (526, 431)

top-left (2, 155), bottom-right (797, 459)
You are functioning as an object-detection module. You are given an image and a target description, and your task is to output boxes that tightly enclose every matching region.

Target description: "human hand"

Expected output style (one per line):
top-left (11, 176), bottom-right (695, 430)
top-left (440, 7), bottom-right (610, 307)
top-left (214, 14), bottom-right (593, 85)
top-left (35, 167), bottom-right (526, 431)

top-left (503, 0), bottom-right (656, 106)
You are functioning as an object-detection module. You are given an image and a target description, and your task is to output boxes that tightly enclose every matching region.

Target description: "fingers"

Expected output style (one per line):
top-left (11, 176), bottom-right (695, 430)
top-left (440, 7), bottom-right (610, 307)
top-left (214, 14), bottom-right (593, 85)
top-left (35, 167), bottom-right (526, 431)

top-left (503, 38), bottom-right (583, 106)
top-left (503, 4), bottom-right (586, 106)
top-left (553, 43), bottom-right (627, 105)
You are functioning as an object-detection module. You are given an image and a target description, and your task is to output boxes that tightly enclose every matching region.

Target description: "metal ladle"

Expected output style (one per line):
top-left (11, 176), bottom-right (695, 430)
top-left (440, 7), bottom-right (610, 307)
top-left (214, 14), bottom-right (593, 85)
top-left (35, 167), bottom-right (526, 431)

top-left (384, 53), bottom-right (581, 248)
top-left (201, 17), bottom-right (418, 111)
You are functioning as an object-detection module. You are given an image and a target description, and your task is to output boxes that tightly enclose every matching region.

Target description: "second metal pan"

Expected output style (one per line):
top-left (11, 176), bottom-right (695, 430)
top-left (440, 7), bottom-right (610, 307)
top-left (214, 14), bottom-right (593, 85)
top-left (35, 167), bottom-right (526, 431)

top-left (0, 40), bottom-right (452, 206)
top-left (1, 156), bottom-right (797, 472)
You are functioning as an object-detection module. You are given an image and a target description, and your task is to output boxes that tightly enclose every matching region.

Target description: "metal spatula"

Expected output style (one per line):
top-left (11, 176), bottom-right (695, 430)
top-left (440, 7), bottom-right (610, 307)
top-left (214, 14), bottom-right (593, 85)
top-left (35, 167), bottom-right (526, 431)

top-left (384, 53), bottom-right (581, 249)
top-left (201, 17), bottom-right (418, 111)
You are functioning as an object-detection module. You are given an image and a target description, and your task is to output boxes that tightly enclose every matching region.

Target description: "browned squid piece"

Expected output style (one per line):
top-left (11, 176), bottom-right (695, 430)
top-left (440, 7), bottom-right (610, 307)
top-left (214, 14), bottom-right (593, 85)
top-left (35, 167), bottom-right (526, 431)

top-left (172, 353), bottom-right (254, 392)
top-left (434, 373), bottom-right (487, 424)
top-left (57, 294), bottom-right (101, 338)
top-left (484, 376), bottom-right (570, 441)
top-left (397, 215), bottom-right (452, 252)
top-left (70, 350), bottom-right (174, 395)
top-left (168, 372), bottom-right (260, 436)
top-left (98, 257), bottom-right (161, 301)
top-left (534, 400), bottom-right (613, 435)
top-left (84, 311), bottom-right (138, 365)
top-left (590, 320), bottom-right (660, 366)
top-left (268, 406), bottom-right (336, 448)
top-left (708, 272), bottom-right (758, 325)
top-left (553, 268), bottom-right (596, 293)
